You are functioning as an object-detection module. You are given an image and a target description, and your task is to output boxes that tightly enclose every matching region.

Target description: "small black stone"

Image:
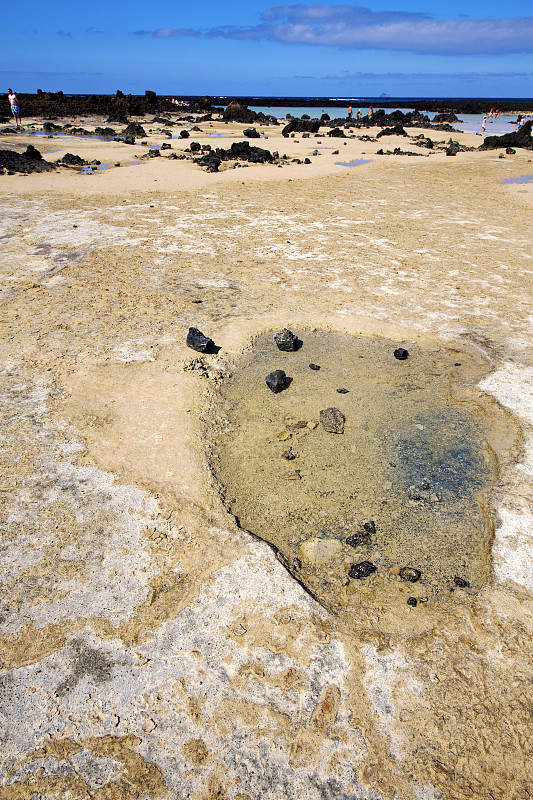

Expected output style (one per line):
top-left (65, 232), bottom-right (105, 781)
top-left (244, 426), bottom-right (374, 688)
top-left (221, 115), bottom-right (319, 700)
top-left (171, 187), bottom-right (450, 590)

top-left (394, 348), bottom-right (409, 360)
top-left (309, 363), bottom-right (321, 371)
top-left (346, 531), bottom-right (372, 548)
top-left (348, 561), bottom-right (377, 579)
top-left (282, 449), bottom-right (296, 460)
top-left (454, 362), bottom-right (462, 366)
top-left (407, 597), bottom-right (418, 607)
top-left (399, 567), bottom-right (421, 583)
top-left (274, 329), bottom-right (298, 351)
top-left (336, 388), bottom-right (349, 394)
top-left (363, 521), bottom-right (376, 534)
top-left (186, 327), bottom-right (213, 353)
top-left (292, 558), bottom-right (302, 571)
top-left (266, 369), bottom-right (288, 393)
top-left (453, 576), bottom-right (470, 588)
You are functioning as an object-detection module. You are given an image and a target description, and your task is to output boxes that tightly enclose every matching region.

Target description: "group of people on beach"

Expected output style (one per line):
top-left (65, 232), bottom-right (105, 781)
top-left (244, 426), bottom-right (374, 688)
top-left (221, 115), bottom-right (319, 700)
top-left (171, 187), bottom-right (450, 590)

top-left (347, 105), bottom-right (368, 120)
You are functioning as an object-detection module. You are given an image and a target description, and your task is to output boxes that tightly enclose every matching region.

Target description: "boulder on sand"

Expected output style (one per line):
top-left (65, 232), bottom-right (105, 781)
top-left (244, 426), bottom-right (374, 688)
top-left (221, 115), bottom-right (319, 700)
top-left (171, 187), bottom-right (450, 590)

top-left (480, 119), bottom-right (533, 151)
top-left (222, 102), bottom-right (258, 124)
top-left (282, 118), bottom-right (321, 136)
top-left (0, 145), bottom-right (54, 173)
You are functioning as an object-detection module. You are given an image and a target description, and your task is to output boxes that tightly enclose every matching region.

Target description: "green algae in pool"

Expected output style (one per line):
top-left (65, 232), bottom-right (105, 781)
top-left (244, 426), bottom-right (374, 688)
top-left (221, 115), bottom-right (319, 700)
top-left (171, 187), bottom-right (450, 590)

top-left (207, 330), bottom-right (518, 623)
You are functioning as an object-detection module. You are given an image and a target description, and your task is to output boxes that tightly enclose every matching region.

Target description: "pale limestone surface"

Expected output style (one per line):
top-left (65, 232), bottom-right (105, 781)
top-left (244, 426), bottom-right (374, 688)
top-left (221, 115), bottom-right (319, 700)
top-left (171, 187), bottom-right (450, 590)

top-left (1, 115), bottom-right (533, 800)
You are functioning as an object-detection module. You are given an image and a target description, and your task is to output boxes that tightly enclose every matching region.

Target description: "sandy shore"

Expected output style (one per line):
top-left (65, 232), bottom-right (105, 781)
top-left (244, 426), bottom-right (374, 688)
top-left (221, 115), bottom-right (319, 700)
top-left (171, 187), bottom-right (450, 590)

top-left (1, 113), bottom-right (533, 800)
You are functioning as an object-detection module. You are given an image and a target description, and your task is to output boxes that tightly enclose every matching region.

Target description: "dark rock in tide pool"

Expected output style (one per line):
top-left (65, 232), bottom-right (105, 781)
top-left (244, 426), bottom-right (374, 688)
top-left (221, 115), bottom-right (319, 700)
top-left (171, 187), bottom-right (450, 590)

top-left (349, 561), bottom-right (376, 579)
top-left (179, 130), bottom-right (190, 139)
top-left (186, 327), bottom-right (213, 353)
top-left (394, 347), bottom-right (409, 360)
top-left (243, 127), bottom-right (261, 138)
top-left (320, 408), bottom-right (345, 434)
top-left (274, 329), bottom-right (298, 351)
top-left (266, 370), bottom-right (288, 393)
top-left (432, 112), bottom-right (460, 123)
top-left (399, 567), bottom-right (421, 582)
top-left (453, 576), bottom-right (470, 588)
top-left (309, 363), bottom-right (320, 371)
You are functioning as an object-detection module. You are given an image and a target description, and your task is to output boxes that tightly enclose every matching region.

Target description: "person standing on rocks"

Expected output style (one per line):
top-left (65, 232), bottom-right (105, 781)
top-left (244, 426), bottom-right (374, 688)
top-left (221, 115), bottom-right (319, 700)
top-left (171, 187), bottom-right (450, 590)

top-left (7, 89), bottom-right (21, 128)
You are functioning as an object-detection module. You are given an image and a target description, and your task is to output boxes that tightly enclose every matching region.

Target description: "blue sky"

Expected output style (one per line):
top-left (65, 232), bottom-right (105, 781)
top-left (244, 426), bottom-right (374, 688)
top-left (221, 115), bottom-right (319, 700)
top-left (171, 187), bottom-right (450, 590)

top-left (3, 0), bottom-right (532, 97)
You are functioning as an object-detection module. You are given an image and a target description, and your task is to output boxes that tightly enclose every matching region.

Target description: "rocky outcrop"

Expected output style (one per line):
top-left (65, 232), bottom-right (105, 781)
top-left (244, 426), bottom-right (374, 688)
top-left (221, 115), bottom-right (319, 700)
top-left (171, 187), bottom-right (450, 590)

top-left (282, 118), bottom-right (321, 136)
top-left (376, 125), bottom-right (408, 138)
top-left (121, 122), bottom-right (147, 139)
top-left (479, 120), bottom-right (533, 150)
top-left (194, 141), bottom-right (275, 171)
top-left (432, 112), bottom-right (460, 123)
top-left (0, 144), bottom-right (55, 173)
top-left (222, 102), bottom-right (258, 124)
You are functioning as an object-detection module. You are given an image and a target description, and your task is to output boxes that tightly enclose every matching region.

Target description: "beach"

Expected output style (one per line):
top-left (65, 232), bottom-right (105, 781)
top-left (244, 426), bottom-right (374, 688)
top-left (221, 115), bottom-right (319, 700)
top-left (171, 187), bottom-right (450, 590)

top-left (1, 108), bottom-right (533, 800)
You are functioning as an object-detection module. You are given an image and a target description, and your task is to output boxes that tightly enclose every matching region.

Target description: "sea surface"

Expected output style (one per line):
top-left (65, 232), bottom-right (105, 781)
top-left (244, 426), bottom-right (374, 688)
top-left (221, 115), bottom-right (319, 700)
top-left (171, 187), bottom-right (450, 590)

top-left (250, 105), bottom-right (522, 136)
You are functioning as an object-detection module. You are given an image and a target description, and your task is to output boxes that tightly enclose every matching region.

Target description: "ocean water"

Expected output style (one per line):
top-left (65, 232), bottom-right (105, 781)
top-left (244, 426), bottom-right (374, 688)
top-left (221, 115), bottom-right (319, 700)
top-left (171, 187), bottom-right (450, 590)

top-left (250, 105), bottom-right (522, 136)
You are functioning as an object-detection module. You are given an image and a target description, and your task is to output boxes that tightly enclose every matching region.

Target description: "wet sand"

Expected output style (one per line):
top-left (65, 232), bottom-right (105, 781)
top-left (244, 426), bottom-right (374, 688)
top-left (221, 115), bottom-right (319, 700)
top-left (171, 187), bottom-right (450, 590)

top-left (1, 113), bottom-right (533, 800)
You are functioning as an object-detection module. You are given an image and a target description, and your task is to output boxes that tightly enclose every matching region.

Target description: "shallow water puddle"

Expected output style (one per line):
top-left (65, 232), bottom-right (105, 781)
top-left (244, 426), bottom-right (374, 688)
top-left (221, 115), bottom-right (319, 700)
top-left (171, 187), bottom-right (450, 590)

top-left (502, 174), bottom-right (533, 184)
top-left (207, 330), bottom-right (518, 629)
top-left (336, 159), bottom-right (372, 167)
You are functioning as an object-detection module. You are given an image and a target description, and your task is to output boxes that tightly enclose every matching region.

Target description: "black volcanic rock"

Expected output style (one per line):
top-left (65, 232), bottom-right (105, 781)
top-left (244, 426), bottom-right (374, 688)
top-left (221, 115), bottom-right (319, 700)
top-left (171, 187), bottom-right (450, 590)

top-left (121, 122), bottom-right (147, 138)
top-left (193, 141), bottom-right (274, 171)
top-left (394, 347), bottom-right (409, 360)
top-left (480, 120), bottom-right (533, 151)
top-left (243, 127), bottom-right (261, 138)
top-left (60, 153), bottom-right (87, 166)
top-left (186, 327), bottom-right (213, 352)
top-left (106, 111), bottom-right (130, 125)
top-left (432, 112), bottom-right (460, 123)
top-left (0, 145), bottom-right (54, 173)
top-left (274, 329), bottom-right (298, 351)
top-left (328, 127), bottom-right (345, 137)
top-left (282, 118), bottom-right (321, 136)
top-left (223, 102), bottom-right (259, 123)
top-left (266, 370), bottom-right (288, 393)
top-left (377, 125), bottom-right (408, 138)
top-left (348, 561), bottom-right (376, 579)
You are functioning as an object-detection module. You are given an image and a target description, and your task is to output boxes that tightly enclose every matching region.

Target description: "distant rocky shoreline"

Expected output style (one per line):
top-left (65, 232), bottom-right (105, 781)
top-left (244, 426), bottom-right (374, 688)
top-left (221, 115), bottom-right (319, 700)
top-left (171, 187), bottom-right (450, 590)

top-left (3, 90), bottom-right (533, 121)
